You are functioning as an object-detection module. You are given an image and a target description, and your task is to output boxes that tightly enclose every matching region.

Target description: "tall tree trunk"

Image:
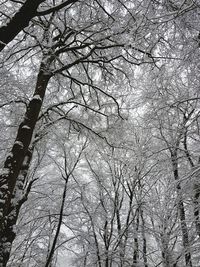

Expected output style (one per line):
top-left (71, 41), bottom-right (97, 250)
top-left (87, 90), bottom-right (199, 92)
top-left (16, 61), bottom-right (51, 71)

top-left (160, 231), bottom-right (171, 267)
top-left (133, 208), bottom-right (139, 266)
top-left (0, 59), bottom-right (52, 266)
top-left (0, 148), bottom-right (34, 266)
top-left (171, 151), bottom-right (192, 267)
top-left (193, 184), bottom-right (200, 237)
top-left (45, 178), bottom-right (68, 267)
top-left (140, 207), bottom-right (148, 267)
top-left (103, 220), bottom-right (109, 267)
top-left (116, 197), bottom-right (124, 267)
top-left (183, 132), bottom-right (200, 238)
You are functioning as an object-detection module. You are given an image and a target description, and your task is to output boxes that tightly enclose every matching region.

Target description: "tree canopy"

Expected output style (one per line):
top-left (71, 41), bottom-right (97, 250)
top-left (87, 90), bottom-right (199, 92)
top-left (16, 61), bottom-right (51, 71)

top-left (0, 0), bottom-right (200, 266)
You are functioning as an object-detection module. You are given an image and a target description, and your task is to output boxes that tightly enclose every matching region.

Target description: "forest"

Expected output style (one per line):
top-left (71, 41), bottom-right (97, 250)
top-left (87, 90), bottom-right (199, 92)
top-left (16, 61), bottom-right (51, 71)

top-left (0, 0), bottom-right (200, 266)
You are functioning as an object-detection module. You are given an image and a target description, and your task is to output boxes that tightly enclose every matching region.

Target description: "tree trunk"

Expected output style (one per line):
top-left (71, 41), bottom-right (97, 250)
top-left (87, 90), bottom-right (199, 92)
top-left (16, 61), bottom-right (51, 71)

top-left (0, 148), bottom-right (33, 266)
top-left (133, 209), bottom-right (139, 266)
top-left (193, 184), bottom-right (200, 237)
top-left (45, 178), bottom-right (68, 267)
top-left (140, 208), bottom-right (148, 267)
top-left (0, 60), bottom-right (51, 266)
top-left (171, 151), bottom-right (192, 267)
top-left (183, 132), bottom-right (200, 239)
top-left (103, 220), bottom-right (109, 267)
top-left (0, 0), bottom-right (44, 52)
top-left (160, 232), bottom-right (171, 267)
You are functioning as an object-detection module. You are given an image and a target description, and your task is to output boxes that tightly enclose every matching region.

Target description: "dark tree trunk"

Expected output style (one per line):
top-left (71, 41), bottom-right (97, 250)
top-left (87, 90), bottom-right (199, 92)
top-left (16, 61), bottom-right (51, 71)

top-left (133, 209), bottom-right (139, 266)
top-left (0, 0), bottom-right (44, 51)
top-left (140, 208), bottom-right (148, 267)
top-left (103, 220), bottom-right (109, 267)
top-left (45, 178), bottom-right (68, 267)
top-left (171, 151), bottom-right (192, 267)
top-left (0, 60), bottom-right (52, 266)
top-left (0, 148), bottom-right (33, 266)
top-left (183, 132), bottom-right (200, 239)
top-left (193, 184), bottom-right (200, 237)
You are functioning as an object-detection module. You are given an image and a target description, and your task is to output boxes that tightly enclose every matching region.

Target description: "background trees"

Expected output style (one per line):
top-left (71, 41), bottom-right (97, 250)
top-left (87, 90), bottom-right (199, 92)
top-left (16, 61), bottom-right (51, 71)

top-left (1, 0), bottom-right (200, 266)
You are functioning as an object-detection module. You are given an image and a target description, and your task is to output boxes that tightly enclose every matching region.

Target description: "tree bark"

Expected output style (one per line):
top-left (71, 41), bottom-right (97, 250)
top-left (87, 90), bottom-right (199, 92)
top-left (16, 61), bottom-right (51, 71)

top-left (0, 0), bottom-right (45, 52)
top-left (0, 59), bottom-right (52, 266)
top-left (0, 148), bottom-right (33, 266)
